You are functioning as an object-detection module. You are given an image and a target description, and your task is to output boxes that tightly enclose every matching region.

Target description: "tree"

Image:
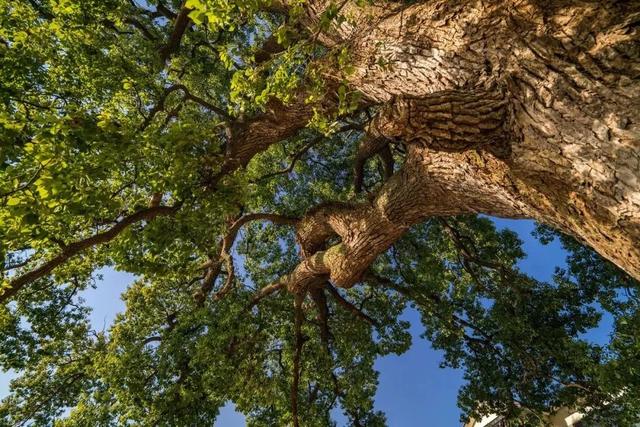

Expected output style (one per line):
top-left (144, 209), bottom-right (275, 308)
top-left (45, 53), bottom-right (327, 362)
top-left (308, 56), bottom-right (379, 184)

top-left (1, 0), bottom-right (639, 425)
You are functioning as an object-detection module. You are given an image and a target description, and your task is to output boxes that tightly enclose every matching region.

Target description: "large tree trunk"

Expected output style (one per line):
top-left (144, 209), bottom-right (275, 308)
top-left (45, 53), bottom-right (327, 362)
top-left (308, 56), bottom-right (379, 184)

top-left (278, 0), bottom-right (640, 286)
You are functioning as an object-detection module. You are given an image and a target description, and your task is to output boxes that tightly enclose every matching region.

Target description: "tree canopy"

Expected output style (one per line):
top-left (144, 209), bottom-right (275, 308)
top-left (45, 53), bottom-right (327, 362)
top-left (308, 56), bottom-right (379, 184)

top-left (1, 0), bottom-right (639, 425)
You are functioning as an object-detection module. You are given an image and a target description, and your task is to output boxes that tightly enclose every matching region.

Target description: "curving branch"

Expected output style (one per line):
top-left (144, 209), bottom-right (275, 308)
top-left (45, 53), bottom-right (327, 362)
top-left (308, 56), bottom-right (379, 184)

top-left (255, 135), bottom-right (325, 182)
top-left (0, 163), bottom-right (47, 199)
top-left (194, 213), bottom-right (299, 303)
top-left (170, 84), bottom-right (229, 118)
top-left (353, 136), bottom-right (392, 193)
top-left (1, 203), bottom-right (180, 304)
top-left (141, 84), bottom-right (228, 129)
top-left (214, 213), bottom-right (299, 299)
top-left (256, 124), bottom-right (359, 182)
top-left (194, 258), bottom-right (223, 306)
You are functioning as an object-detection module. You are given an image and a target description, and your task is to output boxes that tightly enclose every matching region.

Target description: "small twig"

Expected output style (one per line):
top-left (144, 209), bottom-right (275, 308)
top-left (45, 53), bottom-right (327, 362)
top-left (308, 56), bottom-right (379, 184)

top-left (124, 17), bottom-right (157, 41)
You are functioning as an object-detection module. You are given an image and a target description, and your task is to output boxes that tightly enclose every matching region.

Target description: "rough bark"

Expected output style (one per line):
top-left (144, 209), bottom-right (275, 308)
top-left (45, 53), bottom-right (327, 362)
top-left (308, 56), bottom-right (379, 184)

top-left (278, 0), bottom-right (640, 283)
top-left (288, 143), bottom-right (534, 290)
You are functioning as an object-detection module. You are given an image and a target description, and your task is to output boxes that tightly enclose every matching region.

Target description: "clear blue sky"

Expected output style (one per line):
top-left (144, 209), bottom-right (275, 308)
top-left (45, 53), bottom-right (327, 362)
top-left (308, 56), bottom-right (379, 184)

top-left (2, 219), bottom-right (609, 426)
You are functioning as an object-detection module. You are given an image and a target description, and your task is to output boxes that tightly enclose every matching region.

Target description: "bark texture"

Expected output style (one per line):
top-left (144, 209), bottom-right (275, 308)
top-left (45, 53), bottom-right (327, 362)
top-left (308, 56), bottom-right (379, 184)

top-left (274, 0), bottom-right (640, 288)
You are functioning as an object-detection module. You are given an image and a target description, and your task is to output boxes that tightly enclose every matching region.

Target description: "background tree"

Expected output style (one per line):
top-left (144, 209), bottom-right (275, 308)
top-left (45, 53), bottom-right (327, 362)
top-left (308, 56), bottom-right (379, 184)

top-left (1, 0), bottom-right (639, 425)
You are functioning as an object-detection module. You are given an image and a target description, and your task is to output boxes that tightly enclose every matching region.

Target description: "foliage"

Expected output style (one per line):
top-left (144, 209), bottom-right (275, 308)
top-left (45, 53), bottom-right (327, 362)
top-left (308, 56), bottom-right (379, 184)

top-left (0, 1), bottom-right (639, 426)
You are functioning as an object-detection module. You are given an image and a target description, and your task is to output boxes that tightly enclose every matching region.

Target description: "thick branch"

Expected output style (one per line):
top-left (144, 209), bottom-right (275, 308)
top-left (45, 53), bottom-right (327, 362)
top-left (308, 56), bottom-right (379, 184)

top-left (214, 96), bottom-right (317, 181)
top-left (310, 287), bottom-right (331, 344)
top-left (278, 142), bottom-right (535, 293)
top-left (254, 34), bottom-right (286, 64)
top-left (368, 90), bottom-right (510, 157)
top-left (155, 1), bottom-right (178, 20)
top-left (293, 0), bottom-right (640, 279)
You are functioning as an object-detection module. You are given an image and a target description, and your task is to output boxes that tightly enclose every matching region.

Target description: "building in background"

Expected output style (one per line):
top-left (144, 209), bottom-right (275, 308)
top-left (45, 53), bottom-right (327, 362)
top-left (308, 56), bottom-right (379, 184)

top-left (464, 407), bottom-right (588, 427)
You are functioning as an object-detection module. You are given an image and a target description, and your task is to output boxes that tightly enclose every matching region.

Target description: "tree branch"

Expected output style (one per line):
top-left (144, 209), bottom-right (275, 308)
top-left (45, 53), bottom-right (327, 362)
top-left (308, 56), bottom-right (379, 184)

top-left (159, 4), bottom-right (192, 64)
top-left (324, 283), bottom-right (378, 327)
top-left (291, 291), bottom-right (305, 427)
top-left (0, 163), bottom-right (47, 199)
top-left (155, 1), bottom-right (178, 20)
top-left (255, 124), bottom-right (359, 182)
top-left (171, 84), bottom-right (230, 118)
top-left (1, 203), bottom-right (180, 304)
top-left (353, 136), bottom-right (391, 193)
top-left (141, 84), bottom-right (228, 129)
top-left (249, 282), bottom-right (285, 307)
top-left (194, 213), bottom-right (298, 302)
top-left (255, 135), bottom-right (325, 182)
top-left (310, 287), bottom-right (331, 345)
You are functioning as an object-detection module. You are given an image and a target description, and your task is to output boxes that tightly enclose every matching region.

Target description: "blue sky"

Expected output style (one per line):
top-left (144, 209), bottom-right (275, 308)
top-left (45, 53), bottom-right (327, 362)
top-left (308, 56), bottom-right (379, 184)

top-left (2, 219), bottom-right (607, 426)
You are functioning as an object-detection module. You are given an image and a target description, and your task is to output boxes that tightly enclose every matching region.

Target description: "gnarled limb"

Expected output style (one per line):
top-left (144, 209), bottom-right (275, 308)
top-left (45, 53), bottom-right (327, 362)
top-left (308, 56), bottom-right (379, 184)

top-left (288, 141), bottom-right (534, 292)
top-left (214, 213), bottom-right (299, 299)
top-left (368, 89), bottom-right (511, 157)
top-left (280, 0), bottom-right (640, 279)
top-left (214, 95), bottom-right (317, 182)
